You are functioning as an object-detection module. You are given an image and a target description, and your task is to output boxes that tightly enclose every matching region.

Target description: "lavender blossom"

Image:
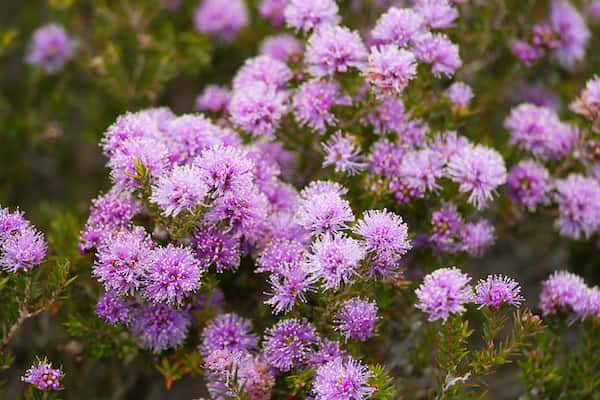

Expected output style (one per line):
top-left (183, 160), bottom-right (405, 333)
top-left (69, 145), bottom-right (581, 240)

top-left (446, 82), bottom-right (473, 108)
top-left (229, 82), bottom-right (288, 137)
top-left (475, 275), bottom-right (524, 309)
top-left (150, 165), bottom-right (208, 217)
top-left (413, 33), bottom-right (462, 77)
top-left (259, 34), bottom-right (304, 62)
top-left (415, 267), bottom-right (473, 321)
top-left (334, 297), bottom-right (378, 341)
top-left (354, 209), bottom-right (411, 263)
top-left (295, 190), bottom-right (354, 235)
top-left (507, 160), bottom-right (552, 211)
top-left (570, 76), bottom-right (600, 123)
top-left (322, 132), bottom-right (365, 175)
top-left (430, 203), bottom-right (462, 252)
top-left (232, 55), bottom-right (292, 91)
top-left (365, 45), bottom-right (417, 96)
top-left (307, 233), bottom-right (365, 290)
top-left (263, 319), bottom-right (318, 372)
top-left (195, 85), bottom-right (231, 113)
top-left (192, 226), bottom-right (241, 273)
top-left (194, 0), bottom-right (249, 42)
top-left (0, 228), bottom-right (46, 272)
top-left (459, 220), bottom-right (495, 256)
top-left (293, 80), bottom-right (349, 133)
top-left (284, 0), bottom-right (340, 33)
top-left (26, 24), bottom-right (76, 73)
top-left (554, 174), bottom-right (600, 239)
top-left (550, 0), bottom-right (590, 68)
top-left (312, 357), bottom-right (374, 400)
top-left (414, 0), bottom-right (458, 30)
top-left (371, 7), bottom-right (424, 46)
top-left (0, 207), bottom-right (29, 240)
top-left (21, 360), bottom-right (64, 391)
top-left (266, 265), bottom-right (316, 314)
top-left (259, 0), bottom-right (288, 26)
top-left (131, 303), bottom-right (190, 353)
top-left (195, 144), bottom-right (254, 196)
top-left (200, 313), bottom-right (258, 355)
top-left (398, 148), bottom-right (446, 194)
top-left (96, 291), bottom-right (133, 326)
top-left (305, 25), bottom-right (368, 77)
top-left (539, 270), bottom-right (589, 316)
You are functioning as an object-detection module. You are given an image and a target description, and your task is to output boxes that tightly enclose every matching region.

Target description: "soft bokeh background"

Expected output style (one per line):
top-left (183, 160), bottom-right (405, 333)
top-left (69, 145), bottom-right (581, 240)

top-left (1, 0), bottom-right (599, 398)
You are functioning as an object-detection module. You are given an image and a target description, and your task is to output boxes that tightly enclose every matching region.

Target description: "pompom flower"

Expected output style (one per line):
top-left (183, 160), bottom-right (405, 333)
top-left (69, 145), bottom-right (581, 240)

top-left (259, 0), bottom-right (288, 26)
top-left (305, 25), bottom-right (368, 77)
top-left (459, 220), bottom-right (495, 256)
top-left (430, 203), bottom-right (462, 252)
top-left (398, 148), bottom-right (446, 194)
top-left (293, 80), bottom-right (349, 133)
top-left (260, 34), bottom-right (304, 62)
top-left (507, 160), bottom-right (552, 212)
top-left (200, 313), bottom-right (258, 355)
top-left (232, 55), bottom-right (292, 91)
top-left (0, 207), bottom-right (29, 240)
top-left (570, 76), bottom-right (600, 123)
top-left (195, 85), bottom-right (231, 113)
top-left (192, 226), bottom-right (241, 273)
top-left (353, 209), bottom-right (411, 263)
top-left (96, 291), bottom-right (133, 326)
top-left (263, 319), bottom-right (319, 372)
top-left (415, 267), bottom-right (473, 321)
top-left (554, 174), bottom-right (600, 239)
top-left (307, 233), bottom-right (366, 290)
top-left (371, 7), bottom-right (424, 46)
top-left (322, 132), bottom-right (365, 175)
top-left (142, 245), bottom-right (203, 305)
top-left (364, 45), bottom-right (417, 96)
top-left (447, 144), bottom-right (507, 209)
top-left (0, 228), bottom-right (46, 272)
top-left (21, 360), bottom-right (64, 391)
top-left (108, 138), bottom-right (169, 191)
top-left (266, 265), bottom-right (316, 314)
top-left (295, 190), bottom-right (354, 235)
top-left (150, 165), bottom-right (208, 217)
top-left (312, 357), bottom-right (375, 400)
top-left (195, 144), bottom-right (254, 196)
top-left (414, 0), bottom-right (458, 30)
top-left (475, 275), bottom-right (524, 309)
top-left (538, 270), bottom-right (589, 316)
top-left (284, 0), bottom-right (340, 33)
top-left (229, 82), bottom-right (288, 137)
top-left (334, 297), bottom-right (378, 341)
top-left (550, 0), bottom-right (590, 68)
top-left (446, 82), bottom-right (473, 108)
top-left (131, 303), bottom-right (190, 353)
top-left (413, 33), bottom-right (462, 77)
top-left (193, 0), bottom-right (249, 42)
top-left (26, 24), bottom-right (76, 73)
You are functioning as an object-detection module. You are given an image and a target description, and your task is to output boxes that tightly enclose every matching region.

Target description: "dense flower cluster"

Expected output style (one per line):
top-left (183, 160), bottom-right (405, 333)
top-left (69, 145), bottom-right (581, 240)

top-left (21, 360), bottom-right (63, 391)
top-left (0, 206), bottom-right (47, 272)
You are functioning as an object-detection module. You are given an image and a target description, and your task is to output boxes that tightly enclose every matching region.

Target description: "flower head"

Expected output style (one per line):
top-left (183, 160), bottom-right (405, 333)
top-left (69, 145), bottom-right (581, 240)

top-left (430, 203), bottom-right (462, 252)
top-left (354, 209), bottom-right (410, 263)
top-left (459, 220), bottom-right (495, 256)
top-left (295, 190), bottom-right (354, 235)
top-left (570, 76), bottom-right (600, 123)
top-left (194, 0), bottom-right (248, 42)
top-left (266, 264), bottom-right (316, 314)
top-left (414, 0), bottom-right (458, 30)
top-left (260, 34), bottom-right (304, 62)
top-left (447, 144), bottom-right (507, 209)
top-left (554, 174), bottom-right (600, 239)
top-left (305, 25), bottom-right (368, 77)
top-left (307, 233), bottom-right (366, 290)
top-left (322, 132), bottom-right (365, 175)
top-left (0, 207), bottom-right (29, 240)
top-left (96, 291), bottom-right (133, 325)
top-left (142, 245), bottom-right (203, 306)
top-left (413, 33), bottom-right (462, 77)
top-left (475, 275), bottom-right (524, 308)
top-left (539, 270), bottom-right (589, 316)
top-left (259, 0), bottom-right (288, 26)
top-left (195, 144), bottom-right (254, 196)
top-left (131, 303), bottom-right (190, 353)
top-left (294, 80), bottom-right (349, 133)
top-left (312, 357), bottom-right (374, 400)
top-left (229, 82), bottom-right (288, 137)
top-left (284, 0), bottom-right (340, 33)
top-left (150, 165), bottom-right (208, 217)
top-left (334, 297), bottom-right (378, 341)
top-left (371, 7), bottom-right (424, 46)
top-left (263, 319), bottom-right (319, 372)
top-left (200, 313), bottom-right (258, 355)
top-left (26, 24), bottom-right (76, 73)
top-left (365, 45), bottom-right (417, 96)
top-left (233, 55), bottom-right (292, 91)
top-left (195, 85), bottom-right (231, 113)
top-left (22, 360), bottom-right (64, 391)
top-left (0, 228), bottom-right (46, 272)
top-left (446, 82), bottom-right (473, 108)
top-left (192, 226), bottom-right (241, 273)
top-left (507, 160), bottom-right (552, 211)
top-left (415, 267), bottom-right (473, 321)
top-left (550, 0), bottom-right (590, 68)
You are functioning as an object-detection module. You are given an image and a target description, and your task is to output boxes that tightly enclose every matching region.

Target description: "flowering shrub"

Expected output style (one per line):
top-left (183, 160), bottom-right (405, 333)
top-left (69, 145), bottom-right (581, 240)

top-left (2, 0), bottom-right (600, 399)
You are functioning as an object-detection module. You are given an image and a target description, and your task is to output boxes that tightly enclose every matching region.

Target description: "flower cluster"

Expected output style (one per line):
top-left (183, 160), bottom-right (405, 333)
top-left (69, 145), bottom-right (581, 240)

top-left (0, 206), bottom-right (47, 273)
top-left (21, 360), bottom-right (64, 391)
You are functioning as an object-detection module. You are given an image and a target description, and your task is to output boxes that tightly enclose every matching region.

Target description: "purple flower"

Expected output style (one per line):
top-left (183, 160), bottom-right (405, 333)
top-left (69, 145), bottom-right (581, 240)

top-left (550, 0), bottom-right (590, 68)
top-left (96, 291), bottom-right (133, 325)
top-left (307, 233), bottom-right (365, 290)
top-left (300, 180), bottom-right (348, 198)
top-left (365, 45), bottom-right (417, 96)
top-left (194, 0), bottom-right (249, 42)
top-left (265, 265), bottom-right (316, 314)
top-left (284, 0), bottom-right (340, 33)
top-left (371, 7), bottom-right (424, 46)
top-left (200, 313), bottom-right (258, 355)
top-left (322, 132), bottom-right (365, 175)
top-left (260, 34), bottom-right (304, 63)
top-left (507, 160), bottom-right (552, 211)
top-left (101, 110), bottom-right (168, 157)
top-left (150, 165), bottom-right (208, 217)
top-left (108, 137), bottom-right (170, 191)
top-left (512, 41), bottom-right (541, 67)
top-left (554, 174), bottom-right (600, 239)
top-left (229, 82), bottom-right (288, 137)
top-left (430, 203), bottom-right (462, 252)
top-left (334, 297), bottom-right (378, 341)
top-left (367, 139), bottom-right (404, 177)
top-left (131, 303), bottom-right (190, 353)
top-left (259, 0), bottom-right (288, 26)
top-left (296, 192), bottom-right (353, 236)
top-left (263, 319), bottom-right (318, 372)
top-left (165, 114), bottom-right (232, 163)
top-left (354, 209), bottom-right (410, 263)
top-left (142, 245), bottom-right (203, 306)
top-left (415, 267), bottom-right (473, 321)
top-left (293, 80), bottom-right (349, 133)
top-left (93, 227), bottom-right (154, 295)
top-left (195, 85), bottom-right (231, 113)
top-left (446, 82), bottom-right (473, 108)
top-left (21, 360), bottom-right (63, 391)
top-left (413, 33), bottom-right (462, 77)
top-left (447, 144), bottom-right (507, 209)
top-left (233, 55), bottom-right (292, 91)
top-left (312, 357), bottom-right (374, 400)
top-left (414, 0), bottom-right (458, 30)
top-left (206, 187), bottom-right (269, 239)
top-left (504, 103), bottom-right (577, 160)
top-left (0, 228), bottom-right (46, 272)
top-left (306, 339), bottom-right (347, 368)
top-left (196, 144), bottom-right (254, 196)
top-left (398, 148), bottom-right (446, 194)
top-left (257, 238), bottom-right (306, 274)
top-left (305, 25), bottom-right (368, 77)
top-left (26, 24), bottom-right (76, 73)
top-left (79, 189), bottom-right (139, 253)
top-left (515, 85), bottom-right (560, 111)
top-left (429, 131), bottom-right (471, 164)
top-left (192, 226), bottom-right (240, 273)
top-left (590, 1), bottom-right (600, 19)
top-left (475, 275), bottom-right (524, 309)
top-left (539, 270), bottom-right (589, 316)
top-left (194, 288), bottom-right (225, 314)
top-left (570, 76), bottom-right (600, 123)
top-left (0, 207), bottom-right (29, 240)
top-left (459, 220), bottom-right (495, 256)
top-left (364, 97), bottom-right (407, 136)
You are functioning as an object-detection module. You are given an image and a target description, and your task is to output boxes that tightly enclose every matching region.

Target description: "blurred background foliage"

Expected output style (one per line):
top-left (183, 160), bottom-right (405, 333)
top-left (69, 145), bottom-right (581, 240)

top-left (1, 0), bottom-right (600, 398)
